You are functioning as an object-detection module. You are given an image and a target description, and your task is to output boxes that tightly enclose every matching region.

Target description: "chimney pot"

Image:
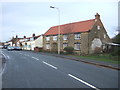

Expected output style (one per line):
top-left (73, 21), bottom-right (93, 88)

top-left (24, 36), bottom-right (26, 38)
top-left (95, 13), bottom-right (100, 19)
top-left (33, 33), bottom-right (35, 37)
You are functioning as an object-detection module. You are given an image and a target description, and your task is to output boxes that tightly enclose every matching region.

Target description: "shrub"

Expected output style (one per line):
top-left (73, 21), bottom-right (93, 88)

top-left (64, 46), bottom-right (74, 54)
top-left (111, 46), bottom-right (120, 56)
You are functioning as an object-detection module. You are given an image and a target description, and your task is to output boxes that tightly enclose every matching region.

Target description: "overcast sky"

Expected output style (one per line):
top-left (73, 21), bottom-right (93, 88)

top-left (0, 0), bottom-right (119, 42)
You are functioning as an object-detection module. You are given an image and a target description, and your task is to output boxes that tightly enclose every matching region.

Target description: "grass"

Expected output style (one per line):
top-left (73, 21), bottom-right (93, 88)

top-left (70, 54), bottom-right (120, 64)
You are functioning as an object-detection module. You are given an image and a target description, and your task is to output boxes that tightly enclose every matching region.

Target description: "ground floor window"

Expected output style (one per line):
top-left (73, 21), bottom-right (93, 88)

top-left (74, 43), bottom-right (80, 50)
top-left (46, 44), bottom-right (50, 49)
top-left (63, 43), bottom-right (68, 49)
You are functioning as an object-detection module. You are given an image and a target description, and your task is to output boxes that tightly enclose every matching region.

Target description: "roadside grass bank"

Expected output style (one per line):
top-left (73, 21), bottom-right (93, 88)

top-left (69, 54), bottom-right (120, 64)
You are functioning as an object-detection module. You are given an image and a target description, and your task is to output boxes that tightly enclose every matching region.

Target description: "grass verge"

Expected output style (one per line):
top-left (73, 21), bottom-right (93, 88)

top-left (70, 54), bottom-right (120, 64)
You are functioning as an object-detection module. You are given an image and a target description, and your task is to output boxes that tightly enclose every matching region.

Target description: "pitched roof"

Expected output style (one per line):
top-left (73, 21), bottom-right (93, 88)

top-left (44, 19), bottom-right (95, 36)
top-left (19, 35), bottom-right (41, 42)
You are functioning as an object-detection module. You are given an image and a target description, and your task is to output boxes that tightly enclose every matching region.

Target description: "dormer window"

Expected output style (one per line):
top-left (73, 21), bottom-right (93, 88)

top-left (97, 26), bottom-right (100, 30)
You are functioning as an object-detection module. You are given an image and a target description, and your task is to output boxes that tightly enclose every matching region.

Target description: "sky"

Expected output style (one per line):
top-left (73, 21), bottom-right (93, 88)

top-left (0, 0), bottom-right (119, 42)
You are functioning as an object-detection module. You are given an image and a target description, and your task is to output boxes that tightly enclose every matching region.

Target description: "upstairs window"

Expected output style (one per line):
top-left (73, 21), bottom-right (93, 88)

top-left (63, 35), bottom-right (68, 40)
top-left (75, 33), bottom-right (81, 40)
top-left (97, 26), bottom-right (100, 30)
top-left (30, 37), bottom-right (34, 41)
top-left (24, 39), bottom-right (28, 42)
top-left (53, 36), bottom-right (57, 41)
top-left (104, 34), bottom-right (106, 38)
top-left (46, 36), bottom-right (50, 41)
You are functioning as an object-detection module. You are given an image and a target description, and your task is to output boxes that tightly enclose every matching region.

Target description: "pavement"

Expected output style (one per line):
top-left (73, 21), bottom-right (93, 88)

top-left (1, 49), bottom-right (119, 88)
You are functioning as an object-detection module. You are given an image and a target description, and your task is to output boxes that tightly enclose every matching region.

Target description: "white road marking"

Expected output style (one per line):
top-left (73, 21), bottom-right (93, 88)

top-left (31, 57), bottom-right (39, 61)
top-left (1, 53), bottom-right (6, 58)
top-left (0, 63), bottom-right (6, 76)
top-left (42, 61), bottom-right (58, 69)
top-left (7, 56), bottom-right (9, 59)
top-left (68, 74), bottom-right (99, 90)
top-left (24, 54), bottom-right (28, 56)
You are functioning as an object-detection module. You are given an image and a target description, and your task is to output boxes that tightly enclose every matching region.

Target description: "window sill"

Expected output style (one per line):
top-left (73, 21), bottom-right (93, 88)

top-left (74, 38), bottom-right (81, 40)
top-left (74, 49), bottom-right (80, 51)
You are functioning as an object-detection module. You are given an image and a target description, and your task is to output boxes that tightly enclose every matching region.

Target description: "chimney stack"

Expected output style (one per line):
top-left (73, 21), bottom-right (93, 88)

top-left (24, 36), bottom-right (26, 38)
top-left (16, 35), bottom-right (18, 38)
top-left (95, 13), bottom-right (100, 19)
top-left (32, 33), bottom-right (35, 37)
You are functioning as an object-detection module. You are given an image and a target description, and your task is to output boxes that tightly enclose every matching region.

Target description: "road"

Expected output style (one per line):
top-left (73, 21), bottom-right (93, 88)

top-left (1, 49), bottom-right (119, 89)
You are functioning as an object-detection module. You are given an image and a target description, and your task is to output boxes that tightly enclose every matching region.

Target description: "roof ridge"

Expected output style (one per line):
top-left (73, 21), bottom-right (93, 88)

top-left (51, 19), bottom-right (95, 28)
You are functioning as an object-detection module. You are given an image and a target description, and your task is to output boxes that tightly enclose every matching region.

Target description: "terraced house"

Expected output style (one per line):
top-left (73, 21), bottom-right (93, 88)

top-left (17, 34), bottom-right (43, 51)
top-left (43, 13), bottom-right (111, 54)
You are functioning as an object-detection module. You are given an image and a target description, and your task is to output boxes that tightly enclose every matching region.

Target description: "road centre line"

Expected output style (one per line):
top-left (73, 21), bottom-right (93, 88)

top-left (31, 57), bottom-right (39, 61)
top-left (68, 74), bottom-right (100, 90)
top-left (42, 61), bottom-right (58, 69)
top-left (24, 54), bottom-right (27, 56)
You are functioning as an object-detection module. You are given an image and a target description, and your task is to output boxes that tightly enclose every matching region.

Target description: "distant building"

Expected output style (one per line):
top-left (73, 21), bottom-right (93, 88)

top-left (18, 34), bottom-right (43, 51)
top-left (43, 13), bottom-right (111, 54)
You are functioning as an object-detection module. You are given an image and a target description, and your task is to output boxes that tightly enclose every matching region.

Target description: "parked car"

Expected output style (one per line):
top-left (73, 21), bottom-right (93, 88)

top-left (13, 46), bottom-right (22, 51)
top-left (2, 45), bottom-right (9, 49)
top-left (0, 45), bottom-right (3, 49)
top-left (7, 46), bottom-right (14, 51)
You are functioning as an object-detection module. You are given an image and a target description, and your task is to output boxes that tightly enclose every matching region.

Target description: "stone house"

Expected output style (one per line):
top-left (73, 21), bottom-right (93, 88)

top-left (43, 13), bottom-right (111, 54)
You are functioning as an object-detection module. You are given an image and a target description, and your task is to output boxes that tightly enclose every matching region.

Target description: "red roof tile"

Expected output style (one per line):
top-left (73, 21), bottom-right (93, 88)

top-left (44, 19), bottom-right (95, 36)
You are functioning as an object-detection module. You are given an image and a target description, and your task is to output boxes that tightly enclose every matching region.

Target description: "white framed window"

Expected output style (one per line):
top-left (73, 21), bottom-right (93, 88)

top-left (74, 43), bottom-right (80, 50)
top-left (46, 44), bottom-right (50, 49)
top-left (63, 43), bottom-right (68, 49)
top-left (63, 35), bottom-right (68, 40)
top-left (24, 39), bottom-right (28, 42)
top-left (104, 34), bottom-right (106, 38)
top-left (53, 35), bottom-right (57, 41)
top-left (30, 37), bottom-right (34, 41)
top-left (75, 33), bottom-right (81, 40)
top-left (46, 36), bottom-right (50, 41)
top-left (97, 26), bottom-right (100, 30)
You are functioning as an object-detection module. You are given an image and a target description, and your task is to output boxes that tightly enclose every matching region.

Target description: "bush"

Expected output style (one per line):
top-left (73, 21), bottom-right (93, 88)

top-left (64, 46), bottom-right (74, 54)
top-left (111, 46), bottom-right (120, 56)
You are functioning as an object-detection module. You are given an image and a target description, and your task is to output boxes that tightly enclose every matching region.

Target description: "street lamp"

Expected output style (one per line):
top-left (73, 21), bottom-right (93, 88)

top-left (50, 6), bottom-right (61, 54)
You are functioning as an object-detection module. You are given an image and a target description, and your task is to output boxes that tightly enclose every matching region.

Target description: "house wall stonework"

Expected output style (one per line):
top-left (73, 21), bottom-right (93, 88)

top-left (81, 32), bottom-right (89, 54)
top-left (43, 13), bottom-right (111, 54)
top-left (88, 18), bottom-right (111, 54)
